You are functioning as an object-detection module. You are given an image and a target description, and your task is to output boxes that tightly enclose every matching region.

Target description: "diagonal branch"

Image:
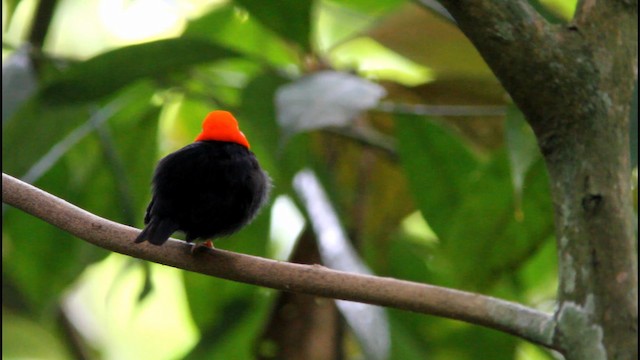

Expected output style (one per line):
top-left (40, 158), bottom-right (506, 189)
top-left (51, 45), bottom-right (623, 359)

top-left (2, 172), bottom-right (557, 349)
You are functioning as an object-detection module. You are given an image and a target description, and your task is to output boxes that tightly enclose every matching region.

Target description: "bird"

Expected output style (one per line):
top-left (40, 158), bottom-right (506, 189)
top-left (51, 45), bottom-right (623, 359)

top-left (134, 110), bottom-right (271, 249)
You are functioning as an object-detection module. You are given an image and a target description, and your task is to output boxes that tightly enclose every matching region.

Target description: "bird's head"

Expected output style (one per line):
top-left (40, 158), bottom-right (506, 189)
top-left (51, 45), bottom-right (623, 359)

top-left (194, 110), bottom-right (250, 149)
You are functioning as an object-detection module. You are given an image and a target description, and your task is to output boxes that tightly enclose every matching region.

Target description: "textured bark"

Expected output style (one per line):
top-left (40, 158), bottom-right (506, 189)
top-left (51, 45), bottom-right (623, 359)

top-left (430, 1), bottom-right (638, 358)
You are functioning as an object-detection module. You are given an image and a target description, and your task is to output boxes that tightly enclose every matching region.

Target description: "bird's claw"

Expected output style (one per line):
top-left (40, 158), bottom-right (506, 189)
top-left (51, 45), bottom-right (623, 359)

top-left (190, 240), bottom-right (215, 254)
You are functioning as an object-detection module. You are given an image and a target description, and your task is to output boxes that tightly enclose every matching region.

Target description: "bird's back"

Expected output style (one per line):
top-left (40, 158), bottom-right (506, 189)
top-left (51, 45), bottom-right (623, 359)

top-left (146, 141), bottom-right (270, 242)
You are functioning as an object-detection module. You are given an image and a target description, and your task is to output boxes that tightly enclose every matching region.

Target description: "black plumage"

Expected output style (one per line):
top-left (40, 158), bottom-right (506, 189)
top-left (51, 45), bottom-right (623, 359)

top-left (134, 140), bottom-right (270, 245)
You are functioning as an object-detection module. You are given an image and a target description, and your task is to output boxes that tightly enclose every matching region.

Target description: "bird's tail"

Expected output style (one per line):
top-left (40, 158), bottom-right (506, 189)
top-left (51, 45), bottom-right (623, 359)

top-left (134, 218), bottom-right (179, 245)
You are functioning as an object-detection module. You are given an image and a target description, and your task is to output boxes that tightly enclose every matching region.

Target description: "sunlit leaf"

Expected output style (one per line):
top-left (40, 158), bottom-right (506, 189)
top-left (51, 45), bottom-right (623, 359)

top-left (368, 3), bottom-right (495, 81)
top-left (533, 0), bottom-right (578, 22)
top-left (518, 237), bottom-right (558, 311)
top-left (2, 311), bottom-right (72, 360)
top-left (184, 4), bottom-right (298, 67)
top-left (233, 0), bottom-right (313, 51)
top-left (64, 255), bottom-right (198, 360)
top-left (329, 37), bottom-right (434, 86)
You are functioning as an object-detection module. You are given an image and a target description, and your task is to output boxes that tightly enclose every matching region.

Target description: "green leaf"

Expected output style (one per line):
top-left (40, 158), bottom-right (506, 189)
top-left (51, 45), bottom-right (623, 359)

top-left (2, 84), bottom-right (157, 315)
top-left (233, 0), bottom-right (313, 51)
top-left (40, 38), bottom-right (238, 103)
top-left (440, 156), bottom-right (554, 288)
top-left (240, 72), bottom-right (311, 189)
top-left (183, 297), bottom-right (255, 359)
top-left (396, 115), bottom-right (554, 289)
top-left (2, 0), bottom-right (23, 28)
top-left (389, 315), bottom-right (431, 360)
top-left (395, 114), bottom-right (479, 239)
top-left (184, 4), bottom-right (298, 67)
top-left (528, 0), bottom-right (578, 23)
top-left (518, 235), bottom-right (558, 309)
top-left (3, 164), bottom-right (109, 313)
top-left (2, 310), bottom-right (72, 360)
top-left (326, 0), bottom-right (406, 15)
top-left (2, 99), bottom-right (92, 178)
top-left (96, 99), bottom-right (161, 225)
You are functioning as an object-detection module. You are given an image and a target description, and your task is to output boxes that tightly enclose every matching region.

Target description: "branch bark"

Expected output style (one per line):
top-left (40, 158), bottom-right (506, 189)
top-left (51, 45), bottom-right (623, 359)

top-left (427, 1), bottom-right (638, 358)
top-left (2, 172), bottom-right (557, 349)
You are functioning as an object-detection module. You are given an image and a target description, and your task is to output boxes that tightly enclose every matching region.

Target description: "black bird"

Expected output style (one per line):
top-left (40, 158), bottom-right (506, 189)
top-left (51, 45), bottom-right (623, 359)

top-left (134, 110), bottom-right (270, 248)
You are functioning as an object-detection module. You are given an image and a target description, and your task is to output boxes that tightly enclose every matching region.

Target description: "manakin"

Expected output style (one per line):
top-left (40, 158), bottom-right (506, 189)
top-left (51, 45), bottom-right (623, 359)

top-left (135, 110), bottom-right (271, 248)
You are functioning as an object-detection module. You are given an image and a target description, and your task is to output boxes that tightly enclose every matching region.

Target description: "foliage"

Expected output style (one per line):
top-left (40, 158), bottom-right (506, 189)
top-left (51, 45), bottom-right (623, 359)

top-left (5, 0), bottom-right (628, 359)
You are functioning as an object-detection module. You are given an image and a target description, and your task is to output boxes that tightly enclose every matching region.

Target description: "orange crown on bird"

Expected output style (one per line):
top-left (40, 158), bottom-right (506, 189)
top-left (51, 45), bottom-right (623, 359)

top-left (194, 110), bottom-right (250, 149)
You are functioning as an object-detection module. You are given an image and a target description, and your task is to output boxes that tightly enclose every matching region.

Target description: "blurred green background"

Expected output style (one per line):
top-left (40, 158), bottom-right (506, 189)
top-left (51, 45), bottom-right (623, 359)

top-left (3, 0), bottom-right (636, 359)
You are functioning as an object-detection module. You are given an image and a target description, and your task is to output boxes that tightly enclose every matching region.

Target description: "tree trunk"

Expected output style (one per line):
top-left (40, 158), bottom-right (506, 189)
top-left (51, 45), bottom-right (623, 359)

top-left (432, 1), bottom-right (638, 358)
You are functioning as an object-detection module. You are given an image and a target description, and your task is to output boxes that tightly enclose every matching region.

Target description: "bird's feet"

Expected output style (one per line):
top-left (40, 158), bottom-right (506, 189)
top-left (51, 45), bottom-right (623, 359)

top-left (190, 240), bottom-right (215, 255)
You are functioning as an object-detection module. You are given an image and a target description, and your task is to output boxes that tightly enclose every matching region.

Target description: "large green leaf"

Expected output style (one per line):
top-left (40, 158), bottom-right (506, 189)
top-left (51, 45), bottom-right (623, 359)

top-left (2, 99), bottom-right (92, 178)
top-left (396, 114), bottom-right (554, 289)
top-left (2, 310), bottom-right (72, 360)
top-left (2, 84), bottom-right (159, 315)
top-left (3, 163), bottom-right (109, 314)
top-left (440, 155), bottom-right (554, 289)
top-left (395, 114), bottom-right (479, 239)
top-left (233, 0), bottom-right (313, 52)
top-left (184, 4), bottom-right (298, 67)
top-left (105, 97), bottom-right (162, 226)
top-left (40, 38), bottom-right (238, 103)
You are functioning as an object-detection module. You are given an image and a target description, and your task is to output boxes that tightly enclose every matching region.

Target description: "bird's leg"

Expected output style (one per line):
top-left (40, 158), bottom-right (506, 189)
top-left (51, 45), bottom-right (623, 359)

top-left (190, 239), bottom-right (215, 254)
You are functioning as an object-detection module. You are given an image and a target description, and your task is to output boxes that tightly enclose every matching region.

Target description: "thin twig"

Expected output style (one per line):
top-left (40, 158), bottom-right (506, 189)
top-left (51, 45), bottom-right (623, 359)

top-left (377, 101), bottom-right (508, 117)
top-left (21, 99), bottom-right (124, 184)
top-left (2, 172), bottom-right (558, 349)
